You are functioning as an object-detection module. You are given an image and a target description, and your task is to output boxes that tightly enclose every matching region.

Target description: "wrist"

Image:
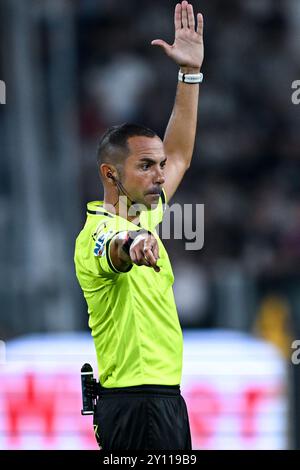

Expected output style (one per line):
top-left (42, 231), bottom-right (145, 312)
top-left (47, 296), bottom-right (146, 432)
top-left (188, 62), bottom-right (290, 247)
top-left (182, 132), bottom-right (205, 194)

top-left (178, 69), bottom-right (203, 84)
top-left (180, 66), bottom-right (201, 74)
top-left (121, 229), bottom-right (152, 256)
top-left (120, 231), bottom-right (135, 257)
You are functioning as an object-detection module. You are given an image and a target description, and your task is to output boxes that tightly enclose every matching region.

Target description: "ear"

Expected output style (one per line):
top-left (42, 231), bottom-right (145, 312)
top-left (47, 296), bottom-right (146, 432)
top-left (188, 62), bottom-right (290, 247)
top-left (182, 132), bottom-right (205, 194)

top-left (100, 164), bottom-right (117, 183)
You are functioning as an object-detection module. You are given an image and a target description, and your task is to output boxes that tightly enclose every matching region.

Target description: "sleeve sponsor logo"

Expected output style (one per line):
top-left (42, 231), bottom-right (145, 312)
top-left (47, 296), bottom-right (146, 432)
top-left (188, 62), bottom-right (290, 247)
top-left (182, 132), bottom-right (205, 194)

top-left (93, 231), bottom-right (113, 257)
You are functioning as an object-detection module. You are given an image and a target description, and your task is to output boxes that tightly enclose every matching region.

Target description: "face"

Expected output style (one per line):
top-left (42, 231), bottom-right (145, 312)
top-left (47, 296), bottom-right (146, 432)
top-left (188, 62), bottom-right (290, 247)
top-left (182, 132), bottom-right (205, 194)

top-left (121, 135), bottom-right (167, 210)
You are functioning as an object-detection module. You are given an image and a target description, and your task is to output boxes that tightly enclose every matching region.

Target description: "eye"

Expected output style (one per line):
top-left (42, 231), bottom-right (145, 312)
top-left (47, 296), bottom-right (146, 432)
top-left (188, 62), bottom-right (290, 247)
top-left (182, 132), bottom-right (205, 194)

top-left (160, 161), bottom-right (166, 168)
top-left (142, 163), bottom-right (150, 171)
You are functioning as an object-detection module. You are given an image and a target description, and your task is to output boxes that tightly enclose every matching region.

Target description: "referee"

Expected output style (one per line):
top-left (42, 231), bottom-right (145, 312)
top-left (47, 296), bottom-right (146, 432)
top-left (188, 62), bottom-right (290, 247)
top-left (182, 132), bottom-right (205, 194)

top-left (74, 1), bottom-right (204, 451)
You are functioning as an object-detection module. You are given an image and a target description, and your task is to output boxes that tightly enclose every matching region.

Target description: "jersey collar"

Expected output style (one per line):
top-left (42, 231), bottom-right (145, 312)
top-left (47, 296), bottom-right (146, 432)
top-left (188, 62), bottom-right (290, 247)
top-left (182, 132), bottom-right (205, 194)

top-left (87, 201), bottom-right (115, 218)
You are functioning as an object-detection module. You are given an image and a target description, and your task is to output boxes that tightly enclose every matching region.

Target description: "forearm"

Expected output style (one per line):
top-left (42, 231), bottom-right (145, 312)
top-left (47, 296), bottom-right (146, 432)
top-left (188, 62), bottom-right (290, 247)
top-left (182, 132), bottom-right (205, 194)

top-left (163, 66), bottom-right (200, 168)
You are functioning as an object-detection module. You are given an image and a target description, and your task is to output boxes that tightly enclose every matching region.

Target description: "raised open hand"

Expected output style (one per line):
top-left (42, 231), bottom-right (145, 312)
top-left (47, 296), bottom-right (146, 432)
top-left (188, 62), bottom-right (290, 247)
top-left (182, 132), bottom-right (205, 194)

top-left (151, 1), bottom-right (204, 72)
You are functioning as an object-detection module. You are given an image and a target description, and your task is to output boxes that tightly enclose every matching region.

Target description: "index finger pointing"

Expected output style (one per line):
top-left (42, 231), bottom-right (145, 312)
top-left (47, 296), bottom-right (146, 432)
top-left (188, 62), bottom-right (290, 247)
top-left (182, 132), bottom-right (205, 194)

top-left (144, 247), bottom-right (160, 272)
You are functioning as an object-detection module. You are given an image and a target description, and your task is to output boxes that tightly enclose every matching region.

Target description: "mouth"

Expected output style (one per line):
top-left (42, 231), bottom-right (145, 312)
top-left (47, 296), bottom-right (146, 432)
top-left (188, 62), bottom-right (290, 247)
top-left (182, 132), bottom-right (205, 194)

top-left (146, 188), bottom-right (161, 196)
top-left (146, 192), bottom-right (160, 198)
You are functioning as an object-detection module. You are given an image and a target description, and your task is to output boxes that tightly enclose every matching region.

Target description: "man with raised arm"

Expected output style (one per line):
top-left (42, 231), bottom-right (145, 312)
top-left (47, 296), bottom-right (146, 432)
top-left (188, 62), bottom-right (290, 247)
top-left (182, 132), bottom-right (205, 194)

top-left (74, 1), bottom-right (204, 450)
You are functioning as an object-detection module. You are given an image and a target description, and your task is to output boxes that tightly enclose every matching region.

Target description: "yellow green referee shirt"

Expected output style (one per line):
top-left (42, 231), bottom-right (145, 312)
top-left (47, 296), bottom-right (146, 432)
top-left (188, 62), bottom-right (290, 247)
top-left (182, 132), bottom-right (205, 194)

top-left (74, 189), bottom-right (183, 388)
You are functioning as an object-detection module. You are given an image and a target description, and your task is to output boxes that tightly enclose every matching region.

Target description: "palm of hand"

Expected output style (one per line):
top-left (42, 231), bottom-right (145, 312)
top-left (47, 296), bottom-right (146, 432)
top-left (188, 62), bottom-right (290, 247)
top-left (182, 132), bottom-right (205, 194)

top-left (171, 29), bottom-right (203, 69)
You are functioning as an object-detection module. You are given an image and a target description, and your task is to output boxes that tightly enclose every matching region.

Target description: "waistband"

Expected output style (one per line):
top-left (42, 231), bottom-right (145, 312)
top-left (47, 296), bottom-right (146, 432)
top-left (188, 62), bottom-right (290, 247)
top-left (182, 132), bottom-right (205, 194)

top-left (96, 384), bottom-right (181, 396)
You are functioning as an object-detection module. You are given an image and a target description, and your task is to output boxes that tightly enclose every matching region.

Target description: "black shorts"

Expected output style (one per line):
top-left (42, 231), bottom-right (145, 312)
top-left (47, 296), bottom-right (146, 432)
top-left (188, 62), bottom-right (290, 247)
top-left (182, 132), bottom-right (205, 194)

top-left (93, 384), bottom-right (192, 451)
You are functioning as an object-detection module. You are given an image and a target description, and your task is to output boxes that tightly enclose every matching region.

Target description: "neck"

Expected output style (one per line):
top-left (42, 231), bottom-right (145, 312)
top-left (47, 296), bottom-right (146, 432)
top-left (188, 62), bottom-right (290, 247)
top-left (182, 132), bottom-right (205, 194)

top-left (103, 194), bottom-right (140, 224)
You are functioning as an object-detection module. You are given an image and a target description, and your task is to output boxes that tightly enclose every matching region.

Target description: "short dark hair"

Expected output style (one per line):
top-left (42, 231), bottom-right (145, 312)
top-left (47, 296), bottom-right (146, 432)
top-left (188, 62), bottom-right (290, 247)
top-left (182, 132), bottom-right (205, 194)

top-left (96, 123), bottom-right (157, 169)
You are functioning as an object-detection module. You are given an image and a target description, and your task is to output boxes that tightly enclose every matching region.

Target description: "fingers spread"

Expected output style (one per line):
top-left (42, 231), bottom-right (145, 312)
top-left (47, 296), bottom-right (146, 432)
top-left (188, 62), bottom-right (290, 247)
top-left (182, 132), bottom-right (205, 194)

top-left (187, 3), bottom-right (195, 30)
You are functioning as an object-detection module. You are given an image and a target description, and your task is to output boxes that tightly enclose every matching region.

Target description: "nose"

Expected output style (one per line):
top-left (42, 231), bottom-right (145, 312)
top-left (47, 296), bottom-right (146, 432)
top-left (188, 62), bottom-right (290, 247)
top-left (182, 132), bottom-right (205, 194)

top-left (154, 166), bottom-right (165, 186)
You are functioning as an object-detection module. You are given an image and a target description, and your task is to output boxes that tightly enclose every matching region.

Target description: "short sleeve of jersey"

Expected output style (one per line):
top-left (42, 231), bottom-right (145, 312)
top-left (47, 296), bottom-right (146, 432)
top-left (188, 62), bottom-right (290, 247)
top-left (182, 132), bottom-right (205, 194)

top-left (92, 218), bottom-right (134, 276)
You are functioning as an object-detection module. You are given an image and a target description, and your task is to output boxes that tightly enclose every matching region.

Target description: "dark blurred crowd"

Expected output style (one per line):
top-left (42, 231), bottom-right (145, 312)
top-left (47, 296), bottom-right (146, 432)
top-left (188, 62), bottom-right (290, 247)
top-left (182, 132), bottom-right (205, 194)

top-left (75, 0), bottom-right (300, 328)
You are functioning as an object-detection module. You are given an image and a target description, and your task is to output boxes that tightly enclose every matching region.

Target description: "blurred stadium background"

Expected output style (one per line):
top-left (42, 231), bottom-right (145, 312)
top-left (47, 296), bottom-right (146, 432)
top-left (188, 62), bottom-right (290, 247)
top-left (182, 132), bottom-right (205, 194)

top-left (0, 0), bottom-right (300, 450)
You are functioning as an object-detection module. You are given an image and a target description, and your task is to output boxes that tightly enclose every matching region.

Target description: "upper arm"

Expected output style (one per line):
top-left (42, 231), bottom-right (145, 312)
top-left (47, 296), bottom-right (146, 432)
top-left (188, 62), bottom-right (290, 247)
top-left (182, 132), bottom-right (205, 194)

top-left (163, 154), bottom-right (189, 203)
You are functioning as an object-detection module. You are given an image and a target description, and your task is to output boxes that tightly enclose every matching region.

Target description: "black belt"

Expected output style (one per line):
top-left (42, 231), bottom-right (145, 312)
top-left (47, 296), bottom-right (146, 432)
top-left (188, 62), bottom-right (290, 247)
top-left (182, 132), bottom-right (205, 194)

top-left (96, 383), bottom-right (180, 397)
